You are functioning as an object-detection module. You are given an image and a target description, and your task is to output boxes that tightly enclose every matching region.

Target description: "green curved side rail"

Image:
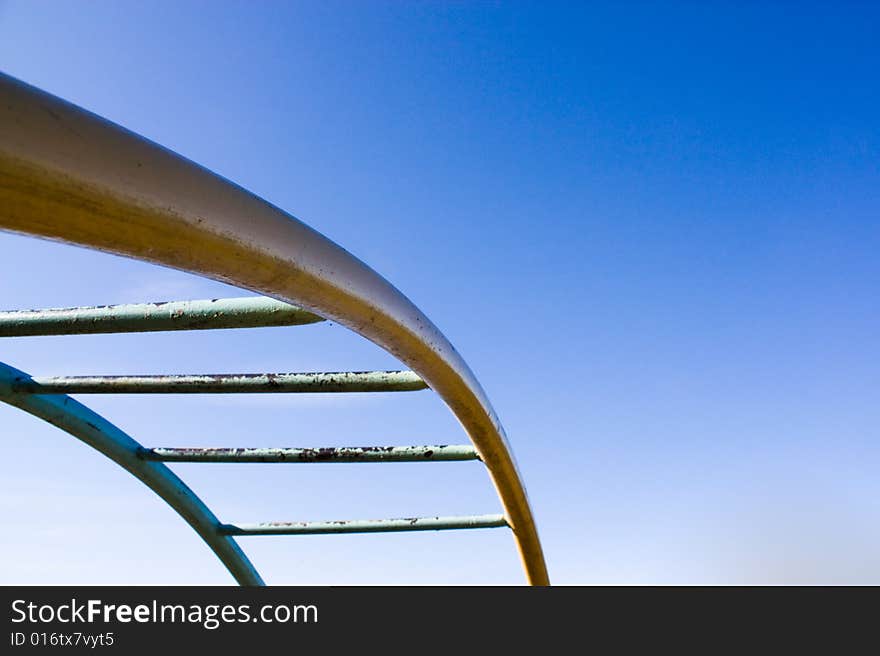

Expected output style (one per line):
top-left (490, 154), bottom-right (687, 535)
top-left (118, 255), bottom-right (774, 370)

top-left (0, 71), bottom-right (549, 585)
top-left (0, 361), bottom-right (265, 586)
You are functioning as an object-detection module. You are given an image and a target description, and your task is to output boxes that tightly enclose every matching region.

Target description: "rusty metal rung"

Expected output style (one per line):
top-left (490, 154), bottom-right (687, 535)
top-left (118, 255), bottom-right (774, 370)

top-left (141, 445), bottom-right (479, 462)
top-left (219, 514), bottom-right (508, 536)
top-left (11, 371), bottom-right (428, 394)
top-left (0, 297), bottom-right (324, 337)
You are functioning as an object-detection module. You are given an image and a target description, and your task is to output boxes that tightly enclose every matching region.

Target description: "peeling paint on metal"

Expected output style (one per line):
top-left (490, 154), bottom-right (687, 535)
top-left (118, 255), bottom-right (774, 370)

top-left (141, 445), bottom-right (479, 462)
top-left (220, 514), bottom-right (508, 536)
top-left (0, 296), bottom-right (324, 336)
top-left (13, 370), bottom-right (428, 394)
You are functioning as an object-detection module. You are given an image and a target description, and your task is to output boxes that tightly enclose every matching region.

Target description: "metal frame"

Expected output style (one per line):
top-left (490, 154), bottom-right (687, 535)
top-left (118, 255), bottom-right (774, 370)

top-left (0, 361), bottom-right (264, 586)
top-left (0, 72), bottom-right (549, 585)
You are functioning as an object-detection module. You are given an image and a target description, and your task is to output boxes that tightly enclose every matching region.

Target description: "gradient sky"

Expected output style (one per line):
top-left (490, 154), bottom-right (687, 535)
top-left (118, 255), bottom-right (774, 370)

top-left (0, 1), bottom-right (878, 584)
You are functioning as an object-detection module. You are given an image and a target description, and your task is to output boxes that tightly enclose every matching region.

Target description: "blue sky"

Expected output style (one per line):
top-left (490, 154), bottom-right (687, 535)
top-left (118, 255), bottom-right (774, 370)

top-left (0, 1), bottom-right (878, 584)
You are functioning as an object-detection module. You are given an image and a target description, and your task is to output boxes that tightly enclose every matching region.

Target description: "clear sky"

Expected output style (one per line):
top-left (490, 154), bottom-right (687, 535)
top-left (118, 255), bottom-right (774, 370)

top-left (0, 2), bottom-right (878, 584)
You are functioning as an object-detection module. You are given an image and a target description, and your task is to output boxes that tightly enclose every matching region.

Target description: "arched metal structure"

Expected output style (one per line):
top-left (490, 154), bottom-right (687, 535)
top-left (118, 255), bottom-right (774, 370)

top-left (0, 72), bottom-right (549, 585)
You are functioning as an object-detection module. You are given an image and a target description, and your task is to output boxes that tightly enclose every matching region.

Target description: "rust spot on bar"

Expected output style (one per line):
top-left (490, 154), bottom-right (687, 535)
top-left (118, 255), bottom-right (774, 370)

top-left (141, 445), bottom-right (479, 463)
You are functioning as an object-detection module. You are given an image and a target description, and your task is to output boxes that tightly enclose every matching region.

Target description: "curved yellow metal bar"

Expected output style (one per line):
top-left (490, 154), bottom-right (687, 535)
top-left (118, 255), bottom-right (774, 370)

top-left (0, 72), bottom-right (549, 585)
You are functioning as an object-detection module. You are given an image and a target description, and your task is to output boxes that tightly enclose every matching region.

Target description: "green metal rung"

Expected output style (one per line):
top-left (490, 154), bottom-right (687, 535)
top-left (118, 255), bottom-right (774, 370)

top-left (220, 514), bottom-right (508, 536)
top-left (141, 445), bottom-right (479, 462)
top-left (0, 297), bottom-right (324, 337)
top-left (12, 371), bottom-right (427, 394)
